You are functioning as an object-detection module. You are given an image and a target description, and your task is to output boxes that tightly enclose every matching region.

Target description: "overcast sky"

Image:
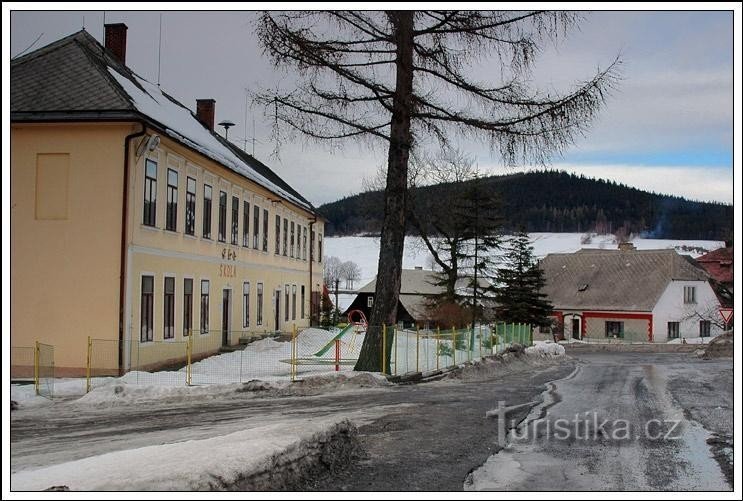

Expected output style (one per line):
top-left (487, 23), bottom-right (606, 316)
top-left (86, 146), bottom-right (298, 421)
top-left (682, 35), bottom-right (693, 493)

top-left (9, 7), bottom-right (736, 206)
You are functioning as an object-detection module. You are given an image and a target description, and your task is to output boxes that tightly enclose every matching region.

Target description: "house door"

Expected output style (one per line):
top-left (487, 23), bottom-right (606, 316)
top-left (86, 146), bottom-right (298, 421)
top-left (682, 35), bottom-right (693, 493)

top-left (222, 289), bottom-right (231, 346)
top-left (572, 318), bottom-right (581, 339)
top-left (274, 290), bottom-right (281, 332)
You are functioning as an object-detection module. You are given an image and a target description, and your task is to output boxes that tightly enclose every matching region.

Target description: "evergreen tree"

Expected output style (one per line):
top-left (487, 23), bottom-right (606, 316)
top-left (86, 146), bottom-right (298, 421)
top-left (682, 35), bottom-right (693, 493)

top-left (494, 230), bottom-right (553, 327)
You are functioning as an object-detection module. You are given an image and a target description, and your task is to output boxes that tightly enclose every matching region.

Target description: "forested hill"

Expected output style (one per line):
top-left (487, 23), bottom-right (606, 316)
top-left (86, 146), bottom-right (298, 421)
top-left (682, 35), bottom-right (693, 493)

top-left (318, 171), bottom-right (732, 240)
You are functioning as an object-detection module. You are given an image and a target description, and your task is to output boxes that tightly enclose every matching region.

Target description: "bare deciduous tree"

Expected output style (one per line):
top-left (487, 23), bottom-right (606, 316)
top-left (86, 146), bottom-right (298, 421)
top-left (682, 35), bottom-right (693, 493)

top-left (255, 11), bottom-right (620, 371)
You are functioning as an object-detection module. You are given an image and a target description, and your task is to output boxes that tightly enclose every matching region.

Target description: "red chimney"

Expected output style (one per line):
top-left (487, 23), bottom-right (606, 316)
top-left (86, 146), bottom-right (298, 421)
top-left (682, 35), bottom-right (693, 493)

top-left (196, 99), bottom-right (216, 131)
top-left (104, 23), bottom-right (128, 65)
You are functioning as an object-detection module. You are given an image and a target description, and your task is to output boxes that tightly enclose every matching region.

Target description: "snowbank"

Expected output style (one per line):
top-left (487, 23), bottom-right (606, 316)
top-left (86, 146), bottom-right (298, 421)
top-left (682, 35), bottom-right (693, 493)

top-left (11, 417), bottom-right (360, 491)
top-left (667, 334), bottom-right (720, 345)
top-left (525, 341), bottom-right (566, 357)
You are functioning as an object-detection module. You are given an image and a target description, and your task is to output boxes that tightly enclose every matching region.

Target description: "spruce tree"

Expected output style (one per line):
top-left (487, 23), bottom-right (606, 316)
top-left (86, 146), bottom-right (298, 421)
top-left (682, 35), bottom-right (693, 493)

top-left (494, 230), bottom-right (553, 326)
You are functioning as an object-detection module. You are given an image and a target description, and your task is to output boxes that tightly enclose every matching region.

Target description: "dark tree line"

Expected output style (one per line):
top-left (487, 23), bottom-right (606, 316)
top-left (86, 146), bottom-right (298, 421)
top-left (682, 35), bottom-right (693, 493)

top-left (320, 171), bottom-right (733, 241)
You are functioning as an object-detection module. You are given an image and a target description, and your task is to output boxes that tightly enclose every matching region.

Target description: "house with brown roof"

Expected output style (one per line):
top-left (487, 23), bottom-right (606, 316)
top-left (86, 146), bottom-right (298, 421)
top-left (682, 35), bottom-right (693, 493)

top-left (540, 246), bottom-right (723, 342)
top-left (696, 246), bottom-right (733, 306)
top-left (342, 268), bottom-right (491, 327)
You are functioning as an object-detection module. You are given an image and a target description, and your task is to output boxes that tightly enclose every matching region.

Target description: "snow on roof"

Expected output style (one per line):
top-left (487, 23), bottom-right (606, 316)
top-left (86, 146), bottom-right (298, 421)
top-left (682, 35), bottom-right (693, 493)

top-left (108, 67), bottom-right (312, 212)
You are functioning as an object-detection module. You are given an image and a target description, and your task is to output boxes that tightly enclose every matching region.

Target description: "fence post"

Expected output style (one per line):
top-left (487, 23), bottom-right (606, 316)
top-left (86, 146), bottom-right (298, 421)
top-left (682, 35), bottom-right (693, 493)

top-left (452, 326), bottom-right (456, 366)
top-left (436, 327), bottom-right (440, 370)
top-left (393, 325), bottom-right (398, 375)
top-left (335, 339), bottom-right (341, 372)
top-left (186, 332), bottom-right (192, 386)
top-left (289, 324), bottom-right (297, 383)
top-left (85, 337), bottom-right (92, 393)
top-left (382, 324), bottom-right (387, 375)
top-left (34, 341), bottom-right (40, 396)
top-left (416, 326), bottom-right (420, 373)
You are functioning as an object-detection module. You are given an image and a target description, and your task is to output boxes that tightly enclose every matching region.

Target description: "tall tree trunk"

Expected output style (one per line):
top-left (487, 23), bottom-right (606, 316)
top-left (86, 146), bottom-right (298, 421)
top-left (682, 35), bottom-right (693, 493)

top-left (355, 11), bottom-right (414, 372)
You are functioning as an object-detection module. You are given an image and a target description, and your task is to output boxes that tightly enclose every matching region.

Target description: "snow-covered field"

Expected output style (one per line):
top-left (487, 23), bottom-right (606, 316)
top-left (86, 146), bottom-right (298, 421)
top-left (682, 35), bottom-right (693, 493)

top-left (324, 233), bottom-right (724, 311)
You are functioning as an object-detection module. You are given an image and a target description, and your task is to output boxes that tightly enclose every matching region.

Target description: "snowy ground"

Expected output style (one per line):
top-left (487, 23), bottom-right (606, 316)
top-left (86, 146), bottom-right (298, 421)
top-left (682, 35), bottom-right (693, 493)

top-left (324, 233), bottom-right (724, 311)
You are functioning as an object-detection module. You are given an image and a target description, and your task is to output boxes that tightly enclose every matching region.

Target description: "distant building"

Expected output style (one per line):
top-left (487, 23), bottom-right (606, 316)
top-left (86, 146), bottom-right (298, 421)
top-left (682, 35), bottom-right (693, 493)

top-left (11, 26), bottom-right (324, 375)
top-left (342, 267), bottom-right (490, 327)
top-left (540, 246), bottom-right (723, 342)
top-left (696, 246), bottom-right (733, 306)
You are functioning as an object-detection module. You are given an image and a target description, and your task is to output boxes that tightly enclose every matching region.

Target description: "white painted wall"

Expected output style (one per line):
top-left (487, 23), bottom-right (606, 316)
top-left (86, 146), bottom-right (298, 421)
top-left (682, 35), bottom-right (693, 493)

top-left (652, 280), bottom-right (723, 342)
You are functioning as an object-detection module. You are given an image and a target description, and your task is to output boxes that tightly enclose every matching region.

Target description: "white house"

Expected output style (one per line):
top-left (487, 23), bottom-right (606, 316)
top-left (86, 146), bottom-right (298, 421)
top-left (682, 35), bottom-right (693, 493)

top-left (539, 246), bottom-right (723, 342)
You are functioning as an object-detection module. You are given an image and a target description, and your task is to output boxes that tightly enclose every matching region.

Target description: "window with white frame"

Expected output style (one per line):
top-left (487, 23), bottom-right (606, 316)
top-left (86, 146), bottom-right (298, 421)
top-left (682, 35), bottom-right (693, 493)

top-left (262, 209), bottom-right (269, 252)
top-left (367, 296), bottom-right (373, 308)
top-left (141, 276), bottom-right (154, 342)
top-left (185, 177), bottom-right (196, 235)
top-left (231, 196), bottom-right (239, 245)
top-left (203, 184), bottom-right (212, 239)
top-left (143, 160), bottom-right (157, 226)
top-left (683, 286), bottom-right (697, 304)
top-left (200, 280), bottom-right (210, 334)
top-left (292, 284), bottom-right (297, 320)
top-left (243, 282), bottom-right (250, 328)
top-left (256, 283), bottom-right (264, 326)
top-left (183, 278), bottom-right (193, 336)
top-left (253, 204), bottom-right (260, 249)
top-left (166, 169), bottom-right (178, 231)
top-left (242, 200), bottom-right (250, 247)
top-left (164, 277), bottom-right (175, 339)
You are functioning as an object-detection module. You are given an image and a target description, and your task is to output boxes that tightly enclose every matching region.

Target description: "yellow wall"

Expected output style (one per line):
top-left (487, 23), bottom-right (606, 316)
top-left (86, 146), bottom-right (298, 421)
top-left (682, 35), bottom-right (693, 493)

top-left (123, 130), bottom-right (324, 370)
top-left (11, 123), bottom-right (132, 373)
top-left (11, 122), bottom-right (324, 375)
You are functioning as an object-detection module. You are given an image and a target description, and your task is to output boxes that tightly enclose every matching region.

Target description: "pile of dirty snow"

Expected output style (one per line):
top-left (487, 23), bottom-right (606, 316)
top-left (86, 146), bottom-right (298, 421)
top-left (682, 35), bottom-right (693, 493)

top-left (525, 341), bottom-right (566, 357)
top-left (698, 331), bottom-right (733, 359)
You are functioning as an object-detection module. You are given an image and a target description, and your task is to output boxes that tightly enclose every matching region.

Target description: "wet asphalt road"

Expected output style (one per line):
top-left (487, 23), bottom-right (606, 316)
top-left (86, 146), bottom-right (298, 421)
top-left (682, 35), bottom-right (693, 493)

top-left (10, 351), bottom-right (733, 492)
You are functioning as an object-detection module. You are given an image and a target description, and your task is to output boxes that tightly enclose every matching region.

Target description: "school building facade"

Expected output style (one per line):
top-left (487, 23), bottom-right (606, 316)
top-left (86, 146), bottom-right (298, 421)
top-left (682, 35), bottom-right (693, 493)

top-left (11, 25), bottom-right (324, 376)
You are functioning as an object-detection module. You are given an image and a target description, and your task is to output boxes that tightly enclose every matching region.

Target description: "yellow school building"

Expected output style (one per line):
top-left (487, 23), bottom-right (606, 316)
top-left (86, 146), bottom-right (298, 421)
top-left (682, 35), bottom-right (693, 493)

top-left (11, 25), bottom-right (324, 376)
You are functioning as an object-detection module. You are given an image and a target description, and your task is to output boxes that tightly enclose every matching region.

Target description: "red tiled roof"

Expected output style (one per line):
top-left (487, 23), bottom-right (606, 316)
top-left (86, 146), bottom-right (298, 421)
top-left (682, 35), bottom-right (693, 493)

top-left (696, 247), bottom-right (733, 284)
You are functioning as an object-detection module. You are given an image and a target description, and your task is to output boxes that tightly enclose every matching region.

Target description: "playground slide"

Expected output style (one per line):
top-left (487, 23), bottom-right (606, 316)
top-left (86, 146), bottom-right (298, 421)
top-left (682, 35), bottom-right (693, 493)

top-left (313, 324), bottom-right (357, 357)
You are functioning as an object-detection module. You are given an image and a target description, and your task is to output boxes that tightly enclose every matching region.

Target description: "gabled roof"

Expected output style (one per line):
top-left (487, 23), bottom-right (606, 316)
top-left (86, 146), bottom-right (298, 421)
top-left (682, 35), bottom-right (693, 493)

top-left (358, 268), bottom-right (491, 295)
top-left (697, 246), bottom-right (733, 284)
top-left (540, 249), bottom-right (710, 312)
top-left (11, 30), bottom-right (313, 212)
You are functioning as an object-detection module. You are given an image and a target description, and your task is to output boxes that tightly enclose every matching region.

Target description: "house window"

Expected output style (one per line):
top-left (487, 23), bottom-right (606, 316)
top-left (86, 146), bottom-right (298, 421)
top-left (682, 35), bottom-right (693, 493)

top-left (367, 296), bottom-right (374, 308)
top-left (143, 160), bottom-right (157, 226)
top-left (242, 201), bottom-right (250, 247)
top-left (262, 209), bottom-right (269, 252)
top-left (667, 321), bottom-right (680, 339)
top-left (253, 205), bottom-right (260, 249)
top-left (318, 234), bottom-right (323, 263)
top-left (203, 184), bottom-right (212, 239)
top-left (275, 215), bottom-right (281, 254)
top-left (183, 278), bottom-right (193, 336)
top-left (256, 283), bottom-right (264, 326)
top-left (231, 196), bottom-right (239, 245)
top-left (166, 169), bottom-right (178, 231)
top-left (303, 227), bottom-right (307, 260)
top-left (218, 191), bottom-right (227, 242)
top-left (290, 222), bottom-right (295, 258)
top-left (285, 284), bottom-right (290, 322)
top-left (605, 321), bottom-right (624, 338)
top-left (310, 229), bottom-right (315, 261)
top-left (699, 320), bottom-right (711, 337)
top-left (140, 276), bottom-right (154, 342)
top-left (185, 177), bottom-right (196, 236)
top-left (164, 277), bottom-right (175, 339)
top-left (292, 285), bottom-right (297, 320)
top-left (301, 285), bottom-right (306, 319)
top-left (200, 280), bottom-right (210, 334)
top-left (296, 225), bottom-right (302, 259)
top-left (683, 286), bottom-right (696, 304)
top-left (243, 282), bottom-right (250, 328)
top-left (283, 219), bottom-right (288, 256)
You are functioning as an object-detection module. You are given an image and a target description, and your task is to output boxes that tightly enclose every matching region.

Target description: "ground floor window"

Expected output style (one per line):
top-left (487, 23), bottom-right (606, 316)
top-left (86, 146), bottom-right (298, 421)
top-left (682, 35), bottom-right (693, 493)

top-left (301, 285), bottom-right (306, 319)
top-left (164, 277), bottom-right (175, 339)
top-left (243, 282), bottom-right (250, 328)
top-left (183, 278), bottom-right (193, 336)
top-left (285, 284), bottom-right (290, 322)
top-left (141, 276), bottom-right (154, 342)
top-left (257, 283), bottom-right (264, 326)
top-left (292, 285), bottom-right (297, 320)
top-left (699, 320), bottom-right (711, 337)
top-left (667, 321), bottom-right (680, 339)
top-left (605, 321), bottom-right (624, 338)
top-left (200, 280), bottom-right (210, 334)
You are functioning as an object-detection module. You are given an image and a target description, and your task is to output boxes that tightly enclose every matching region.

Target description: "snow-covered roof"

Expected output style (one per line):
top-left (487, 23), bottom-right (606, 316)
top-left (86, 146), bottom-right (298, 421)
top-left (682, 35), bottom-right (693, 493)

top-left (11, 29), bottom-right (314, 213)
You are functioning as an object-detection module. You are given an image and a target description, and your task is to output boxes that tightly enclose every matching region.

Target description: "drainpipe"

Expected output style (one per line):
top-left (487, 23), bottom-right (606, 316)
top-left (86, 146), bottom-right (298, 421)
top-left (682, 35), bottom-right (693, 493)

top-left (309, 215), bottom-right (317, 326)
top-left (119, 122), bottom-right (146, 375)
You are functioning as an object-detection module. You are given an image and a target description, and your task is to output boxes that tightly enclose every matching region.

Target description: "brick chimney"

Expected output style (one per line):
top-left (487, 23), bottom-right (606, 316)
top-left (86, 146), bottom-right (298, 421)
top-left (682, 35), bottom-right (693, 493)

top-left (104, 23), bottom-right (128, 65)
top-left (196, 99), bottom-right (216, 131)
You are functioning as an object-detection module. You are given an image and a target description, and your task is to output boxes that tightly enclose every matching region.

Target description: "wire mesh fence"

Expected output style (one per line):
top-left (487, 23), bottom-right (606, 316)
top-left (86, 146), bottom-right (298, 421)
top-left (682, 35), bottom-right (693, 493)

top-left (11, 343), bottom-right (54, 398)
top-left (11, 346), bottom-right (35, 380)
top-left (36, 343), bottom-right (55, 398)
